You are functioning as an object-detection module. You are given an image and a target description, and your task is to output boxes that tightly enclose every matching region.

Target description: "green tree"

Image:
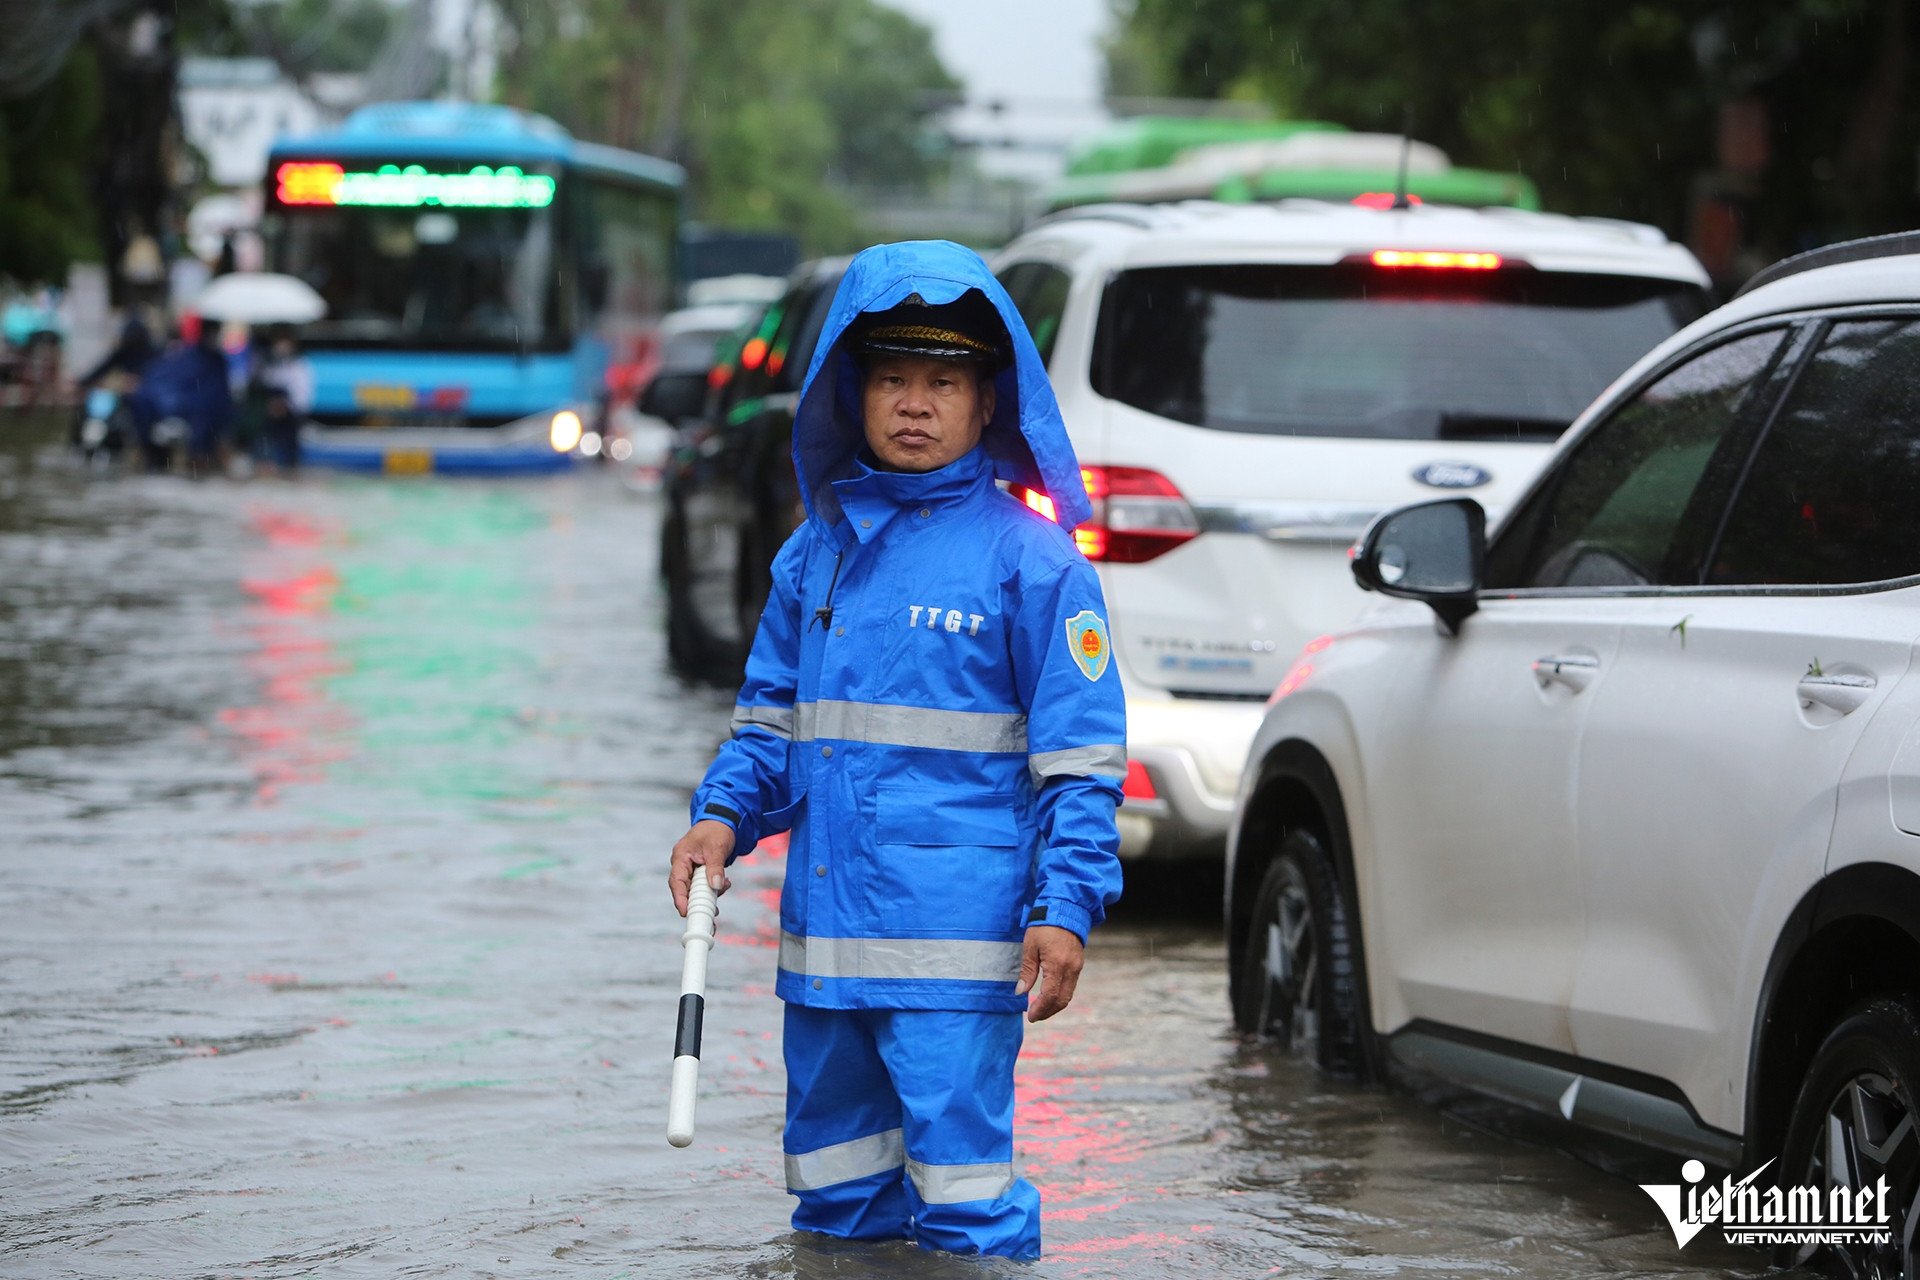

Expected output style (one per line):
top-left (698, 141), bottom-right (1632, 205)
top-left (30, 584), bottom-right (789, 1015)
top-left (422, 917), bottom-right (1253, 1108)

top-left (496, 0), bottom-right (958, 252)
top-left (230, 0), bottom-right (395, 75)
top-left (1110, 0), bottom-right (1920, 279)
top-left (0, 48), bottom-right (102, 285)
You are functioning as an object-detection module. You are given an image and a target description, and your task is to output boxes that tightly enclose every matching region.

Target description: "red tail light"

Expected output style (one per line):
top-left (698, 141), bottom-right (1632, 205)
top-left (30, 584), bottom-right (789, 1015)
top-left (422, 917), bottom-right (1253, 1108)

top-left (1351, 191), bottom-right (1425, 209)
top-left (1122, 760), bottom-right (1158, 802)
top-left (1012, 465), bottom-right (1200, 564)
top-left (1370, 249), bottom-right (1502, 270)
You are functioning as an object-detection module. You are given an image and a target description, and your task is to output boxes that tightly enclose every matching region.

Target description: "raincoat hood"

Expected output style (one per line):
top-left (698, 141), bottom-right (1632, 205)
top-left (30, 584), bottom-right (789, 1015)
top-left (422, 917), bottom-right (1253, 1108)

top-left (793, 240), bottom-right (1090, 534)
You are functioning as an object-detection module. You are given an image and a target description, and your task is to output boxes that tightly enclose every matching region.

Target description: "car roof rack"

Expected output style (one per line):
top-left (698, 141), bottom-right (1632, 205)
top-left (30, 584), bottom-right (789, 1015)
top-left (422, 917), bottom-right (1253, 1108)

top-left (1735, 230), bottom-right (1920, 298)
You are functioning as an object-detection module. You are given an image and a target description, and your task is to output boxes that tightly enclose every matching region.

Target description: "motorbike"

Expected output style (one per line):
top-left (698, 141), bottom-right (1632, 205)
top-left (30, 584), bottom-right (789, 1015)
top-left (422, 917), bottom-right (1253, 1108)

top-left (72, 384), bottom-right (132, 468)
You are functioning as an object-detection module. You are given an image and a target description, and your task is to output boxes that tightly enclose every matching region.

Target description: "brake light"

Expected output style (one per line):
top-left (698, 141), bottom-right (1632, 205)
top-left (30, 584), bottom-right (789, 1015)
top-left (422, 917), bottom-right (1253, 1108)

top-left (1011, 465), bottom-right (1201, 564)
top-left (1122, 760), bottom-right (1158, 802)
top-left (1371, 249), bottom-right (1502, 270)
top-left (1352, 192), bottom-right (1424, 209)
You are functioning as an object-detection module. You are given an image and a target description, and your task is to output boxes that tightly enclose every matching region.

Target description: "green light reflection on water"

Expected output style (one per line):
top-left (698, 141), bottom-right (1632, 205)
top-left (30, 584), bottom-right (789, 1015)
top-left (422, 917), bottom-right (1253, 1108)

top-left (312, 482), bottom-right (589, 816)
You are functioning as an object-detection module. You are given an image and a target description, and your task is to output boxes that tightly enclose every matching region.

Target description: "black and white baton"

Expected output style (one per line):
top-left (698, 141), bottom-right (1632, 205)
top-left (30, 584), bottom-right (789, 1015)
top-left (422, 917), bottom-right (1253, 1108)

top-left (666, 871), bottom-right (718, 1147)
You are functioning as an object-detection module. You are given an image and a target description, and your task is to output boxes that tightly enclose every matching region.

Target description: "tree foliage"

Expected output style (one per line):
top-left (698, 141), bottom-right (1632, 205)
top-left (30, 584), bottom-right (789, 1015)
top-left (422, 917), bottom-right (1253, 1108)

top-left (232, 0), bottom-right (395, 75)
top-left (0, 47), bottom-right (103, 285)
top-left (1112, 0), bottom-right (1920, 273)
top-left (496, 0), bottom-right (958, 252)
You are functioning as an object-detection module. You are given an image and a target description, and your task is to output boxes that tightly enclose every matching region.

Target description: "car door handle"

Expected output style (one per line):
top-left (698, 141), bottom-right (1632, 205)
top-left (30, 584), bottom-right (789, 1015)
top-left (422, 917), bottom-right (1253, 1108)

top-left (1532, 651), bottom-right (1600, 692)
top-left (1798, 673), bottom-right (1876, 715)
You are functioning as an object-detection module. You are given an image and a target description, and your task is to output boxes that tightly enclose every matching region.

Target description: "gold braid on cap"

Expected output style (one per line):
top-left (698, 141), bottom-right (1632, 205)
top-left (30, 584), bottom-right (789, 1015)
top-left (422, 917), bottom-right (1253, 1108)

top-left (864, 324), bottom-right (996, 354)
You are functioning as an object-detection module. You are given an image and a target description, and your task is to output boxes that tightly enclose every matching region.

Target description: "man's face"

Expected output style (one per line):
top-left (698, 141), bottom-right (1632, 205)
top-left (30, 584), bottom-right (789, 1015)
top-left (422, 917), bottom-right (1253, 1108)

top-left (861, 355), bottom-right (995, 473)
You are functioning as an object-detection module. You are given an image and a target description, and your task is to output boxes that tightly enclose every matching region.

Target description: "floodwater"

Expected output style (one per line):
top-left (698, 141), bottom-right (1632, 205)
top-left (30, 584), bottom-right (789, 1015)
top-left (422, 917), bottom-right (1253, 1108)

top-left (0, 417), bottom-right (1780, 1278)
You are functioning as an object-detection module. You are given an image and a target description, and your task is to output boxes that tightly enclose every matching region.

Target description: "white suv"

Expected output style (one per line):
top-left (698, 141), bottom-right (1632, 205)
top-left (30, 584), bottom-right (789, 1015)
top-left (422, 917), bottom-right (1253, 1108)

top-left (994, 201), bottom-right (1708, 856)
top-left (1229, 232), bottom-right (1920, 1275)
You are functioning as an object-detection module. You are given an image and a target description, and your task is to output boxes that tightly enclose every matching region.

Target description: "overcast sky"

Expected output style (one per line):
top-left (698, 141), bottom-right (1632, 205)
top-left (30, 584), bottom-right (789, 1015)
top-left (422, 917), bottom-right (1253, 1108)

top-left (877, 0), bottom-right (1111, 107)
top-left (876, 0), bottom-right (1114, 179)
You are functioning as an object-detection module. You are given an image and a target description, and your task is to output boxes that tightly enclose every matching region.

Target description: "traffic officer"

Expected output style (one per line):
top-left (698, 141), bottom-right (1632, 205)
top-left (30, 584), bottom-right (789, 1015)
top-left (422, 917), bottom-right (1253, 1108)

top-left (667, 239), bottom-right (1125, 1260)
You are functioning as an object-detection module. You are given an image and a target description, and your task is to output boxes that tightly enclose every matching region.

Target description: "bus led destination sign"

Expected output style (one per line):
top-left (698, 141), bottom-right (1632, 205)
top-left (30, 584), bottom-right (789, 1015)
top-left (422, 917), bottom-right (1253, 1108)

top-left (276, 162), bottom-right (557, 209)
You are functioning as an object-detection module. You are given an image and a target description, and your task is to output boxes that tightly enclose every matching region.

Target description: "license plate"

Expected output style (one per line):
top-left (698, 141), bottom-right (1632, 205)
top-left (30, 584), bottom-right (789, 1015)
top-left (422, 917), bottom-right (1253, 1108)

top-left (356, 383), bottom-right (417, 411)
top-left (382, 448), bottom-right (433, 475)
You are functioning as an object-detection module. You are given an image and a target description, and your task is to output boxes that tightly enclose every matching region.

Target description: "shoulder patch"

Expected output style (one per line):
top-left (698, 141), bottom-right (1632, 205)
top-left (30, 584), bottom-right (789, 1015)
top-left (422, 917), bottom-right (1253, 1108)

top-left (1064, 610), bottom-right (1111, 682)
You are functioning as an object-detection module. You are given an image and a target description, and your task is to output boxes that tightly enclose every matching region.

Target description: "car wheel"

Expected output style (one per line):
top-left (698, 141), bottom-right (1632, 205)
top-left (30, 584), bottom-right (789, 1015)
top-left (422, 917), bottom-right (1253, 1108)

top-left (1779, 996), bottom-right (1920, 1278)
top-left (734, 510), bottom-right (774, 647)
top-left (1231, 828), bottom-right (1362, 1075)
top-left (660, 499), bottom-right (710, 675)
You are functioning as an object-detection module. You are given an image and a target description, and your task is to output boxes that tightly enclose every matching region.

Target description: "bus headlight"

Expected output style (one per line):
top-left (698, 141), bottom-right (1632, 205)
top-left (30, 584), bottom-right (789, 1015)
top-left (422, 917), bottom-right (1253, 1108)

top-left (580, 431), bottom-right (603, 457)
top-left (549, 409), bottom-right (584, 453)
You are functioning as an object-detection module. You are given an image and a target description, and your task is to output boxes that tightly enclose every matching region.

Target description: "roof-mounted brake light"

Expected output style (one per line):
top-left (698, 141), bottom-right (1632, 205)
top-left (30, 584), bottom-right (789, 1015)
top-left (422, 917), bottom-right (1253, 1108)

top-left (1352, 192), bottom-right (1425, 210)
top-left (1371, 249), bottom-right (1503, 270)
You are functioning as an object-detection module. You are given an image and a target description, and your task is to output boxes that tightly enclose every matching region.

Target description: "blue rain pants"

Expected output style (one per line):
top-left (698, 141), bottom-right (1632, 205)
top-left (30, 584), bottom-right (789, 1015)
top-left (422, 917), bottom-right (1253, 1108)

top-left (783, 1005), bottom-right (1041, 1259)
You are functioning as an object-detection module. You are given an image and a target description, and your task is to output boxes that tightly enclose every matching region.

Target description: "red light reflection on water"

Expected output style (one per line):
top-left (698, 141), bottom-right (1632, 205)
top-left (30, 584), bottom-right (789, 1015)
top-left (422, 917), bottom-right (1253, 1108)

top-left (215, 511), bottom-right (353, 804)
top-left (1047, 1226), bottom-right (1216, 1256)
top-left (1018, 1026), bottom-right (1162, 1235)
top-left (719, 831), bottom-right (789, 950)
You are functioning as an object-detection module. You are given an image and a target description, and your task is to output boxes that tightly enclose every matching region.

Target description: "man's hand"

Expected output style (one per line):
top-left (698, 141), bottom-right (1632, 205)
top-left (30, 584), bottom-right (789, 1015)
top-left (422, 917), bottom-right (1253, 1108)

top-left (1015, 925), bottom-right (1084, 1022)
top-left (668, 820), bottom-right (735, 917)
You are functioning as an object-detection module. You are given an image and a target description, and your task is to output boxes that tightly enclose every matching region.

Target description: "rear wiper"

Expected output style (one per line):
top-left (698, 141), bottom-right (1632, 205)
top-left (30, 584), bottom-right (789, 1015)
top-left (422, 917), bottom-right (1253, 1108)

top-left (1436, 413), bottom-right (1567, 443)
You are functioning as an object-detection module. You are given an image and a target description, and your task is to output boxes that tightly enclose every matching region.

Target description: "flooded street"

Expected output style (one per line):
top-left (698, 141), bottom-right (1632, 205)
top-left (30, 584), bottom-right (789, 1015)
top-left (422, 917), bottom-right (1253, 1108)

top-left (1, 417), bottom-right (1774, 1279)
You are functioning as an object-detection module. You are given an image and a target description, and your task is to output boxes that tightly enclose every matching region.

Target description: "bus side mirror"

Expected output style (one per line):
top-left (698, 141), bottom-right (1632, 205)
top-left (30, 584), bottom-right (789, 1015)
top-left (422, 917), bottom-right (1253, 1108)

top-left (1352, 497), bottom-right (1485, 635)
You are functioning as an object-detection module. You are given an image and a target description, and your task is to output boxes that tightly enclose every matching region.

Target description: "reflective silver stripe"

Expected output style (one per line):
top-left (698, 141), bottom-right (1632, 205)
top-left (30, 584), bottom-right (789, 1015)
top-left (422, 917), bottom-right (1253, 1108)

top-left (794, 700), bottom-right (1027, 754)
top-left (907, 1158), bottom-right (1016, 1205)
top-left (780, 931), bottom-right (1022, 984)
top-left (785, 1128), bottom-right (905, 1191)
top-left (731, 703), bottom-right (795, 738)
top-left (1029, 743), bottom-right (1128, 782)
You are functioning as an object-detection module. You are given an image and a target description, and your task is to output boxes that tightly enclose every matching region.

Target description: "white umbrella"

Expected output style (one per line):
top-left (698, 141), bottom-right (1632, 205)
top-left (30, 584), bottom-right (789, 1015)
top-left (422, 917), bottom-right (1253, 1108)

top-left (192, 273), bottom-right (327, 325)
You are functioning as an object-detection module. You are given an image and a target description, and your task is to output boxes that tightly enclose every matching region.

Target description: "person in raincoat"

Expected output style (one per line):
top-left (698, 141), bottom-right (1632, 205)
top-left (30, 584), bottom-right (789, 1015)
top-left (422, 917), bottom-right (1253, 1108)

top-left (667, 240), bottom-right (1125, 1260)
top-left (128, 317), bottom-right (233, 475)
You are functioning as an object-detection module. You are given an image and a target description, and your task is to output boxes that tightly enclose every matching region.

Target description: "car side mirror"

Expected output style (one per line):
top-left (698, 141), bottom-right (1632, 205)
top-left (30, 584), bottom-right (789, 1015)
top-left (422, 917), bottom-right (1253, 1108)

top-left (1352, 497), bottom-right (1486, 635)
top-left (639, 371), bottom-right (707, 424)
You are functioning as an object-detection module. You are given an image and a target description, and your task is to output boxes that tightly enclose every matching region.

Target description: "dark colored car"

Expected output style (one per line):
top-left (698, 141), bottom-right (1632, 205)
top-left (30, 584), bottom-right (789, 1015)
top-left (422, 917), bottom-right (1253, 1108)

top-left (661, 258), bottom-right (847, 682)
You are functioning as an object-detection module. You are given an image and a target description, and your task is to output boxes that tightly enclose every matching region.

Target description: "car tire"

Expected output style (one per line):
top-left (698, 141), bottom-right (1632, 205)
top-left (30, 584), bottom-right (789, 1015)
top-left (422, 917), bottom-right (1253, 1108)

top-left (734, 509), bottom-right (775, 649)
top-left (1231, 828), bottom-right (1363, 1076)
top-left (660, 498), bottom-right (713, 677)
top-left (1778, 995), bottom-right (1920, 1278)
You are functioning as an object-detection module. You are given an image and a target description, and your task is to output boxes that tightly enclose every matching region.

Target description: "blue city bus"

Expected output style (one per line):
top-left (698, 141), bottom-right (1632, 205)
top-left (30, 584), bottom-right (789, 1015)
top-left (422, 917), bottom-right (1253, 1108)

top-left (261, 101), bottom-right (683, 473)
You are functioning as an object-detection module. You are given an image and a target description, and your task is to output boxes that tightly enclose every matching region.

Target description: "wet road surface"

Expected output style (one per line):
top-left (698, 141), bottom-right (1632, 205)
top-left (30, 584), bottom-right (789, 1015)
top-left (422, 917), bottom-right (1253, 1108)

top-left (0, 418), bottom-right (1779, 1278)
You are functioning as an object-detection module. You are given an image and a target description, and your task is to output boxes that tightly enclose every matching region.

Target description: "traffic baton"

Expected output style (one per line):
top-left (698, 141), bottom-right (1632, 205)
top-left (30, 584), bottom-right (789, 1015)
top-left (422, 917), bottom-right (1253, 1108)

top-left (666, 870), bottom-right (718, 1147)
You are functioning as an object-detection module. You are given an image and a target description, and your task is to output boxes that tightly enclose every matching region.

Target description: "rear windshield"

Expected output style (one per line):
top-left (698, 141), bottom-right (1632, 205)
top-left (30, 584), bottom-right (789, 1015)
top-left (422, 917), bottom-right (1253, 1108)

top-left (1092, 264), bottom-right (1707, 442)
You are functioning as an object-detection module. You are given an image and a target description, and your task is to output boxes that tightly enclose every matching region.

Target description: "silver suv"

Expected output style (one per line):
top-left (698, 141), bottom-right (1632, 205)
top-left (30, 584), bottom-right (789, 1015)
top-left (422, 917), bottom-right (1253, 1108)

top-left (1231, 231), bottom-right (1920, 1276)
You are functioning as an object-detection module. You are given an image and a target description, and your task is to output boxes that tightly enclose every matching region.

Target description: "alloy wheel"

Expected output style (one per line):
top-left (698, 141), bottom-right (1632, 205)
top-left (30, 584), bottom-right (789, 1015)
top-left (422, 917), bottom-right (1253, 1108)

top-left (1795, 1069), bottom-right (1920, 1279)
top-left (1254, 858), bottom-right (1319, 1060)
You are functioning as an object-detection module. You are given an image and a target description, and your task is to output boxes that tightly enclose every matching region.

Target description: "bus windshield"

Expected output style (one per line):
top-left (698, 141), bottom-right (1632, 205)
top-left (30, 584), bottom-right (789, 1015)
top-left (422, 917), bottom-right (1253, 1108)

top-left (266, 177), bottom-right (566, 353)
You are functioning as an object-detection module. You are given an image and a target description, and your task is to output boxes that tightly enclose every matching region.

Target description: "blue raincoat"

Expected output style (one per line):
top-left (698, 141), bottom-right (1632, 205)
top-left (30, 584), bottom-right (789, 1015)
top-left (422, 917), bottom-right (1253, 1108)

top-left (688, 241), bottom-right (1125, 1257)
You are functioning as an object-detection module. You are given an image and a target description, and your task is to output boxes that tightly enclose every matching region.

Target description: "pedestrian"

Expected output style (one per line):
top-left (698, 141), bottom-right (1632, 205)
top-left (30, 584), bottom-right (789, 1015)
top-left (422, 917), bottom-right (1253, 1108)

top-left (666, 240), bottom-right (1125, 1261)
top-left (77, 313), bottom-right (158, 387)
top-left (129, 315), bottom-right (233, 475)
top-left (247, 327), bottom-right (314, 471)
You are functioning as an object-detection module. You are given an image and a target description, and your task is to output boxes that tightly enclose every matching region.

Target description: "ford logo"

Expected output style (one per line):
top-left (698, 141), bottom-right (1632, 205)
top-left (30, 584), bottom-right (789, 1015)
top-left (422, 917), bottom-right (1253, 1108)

top-left (1413, 462), bottom-right (1492, 489)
